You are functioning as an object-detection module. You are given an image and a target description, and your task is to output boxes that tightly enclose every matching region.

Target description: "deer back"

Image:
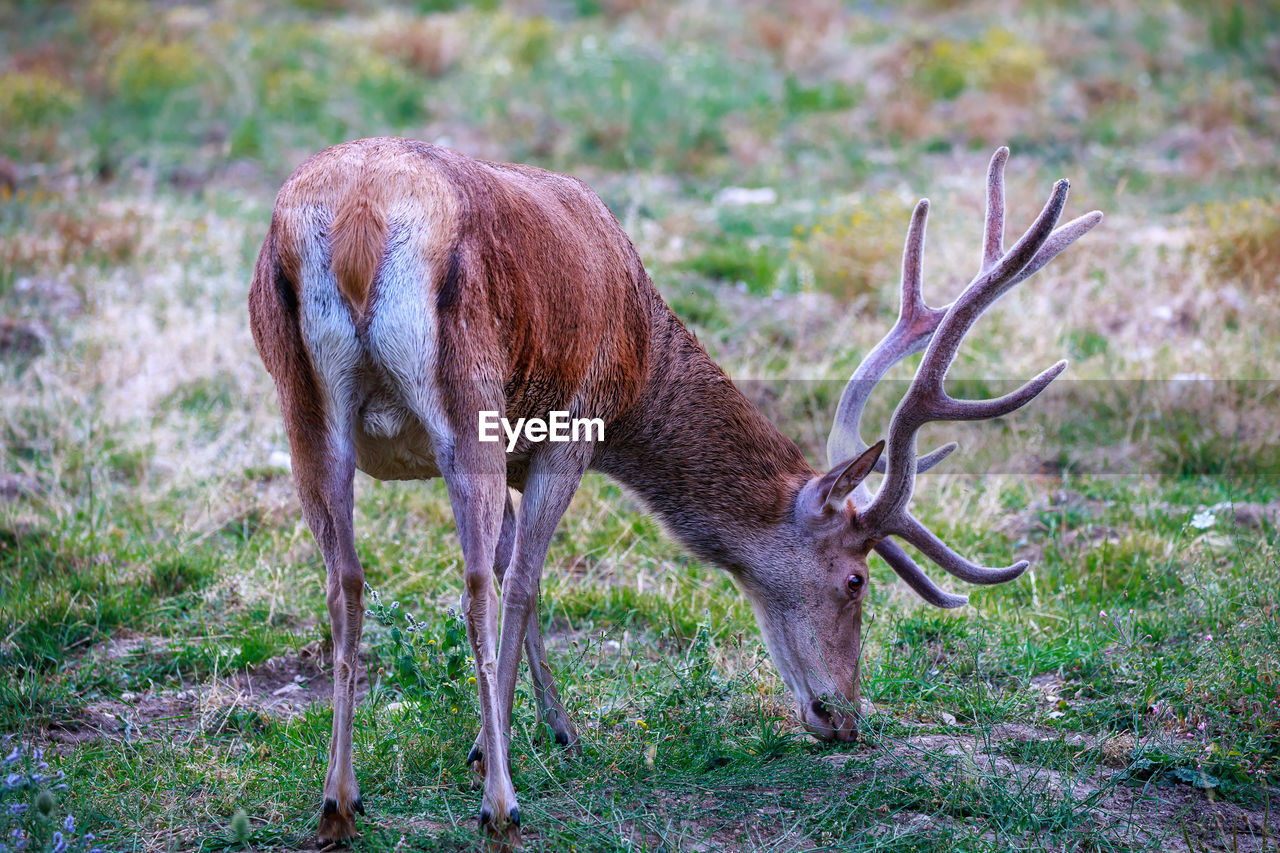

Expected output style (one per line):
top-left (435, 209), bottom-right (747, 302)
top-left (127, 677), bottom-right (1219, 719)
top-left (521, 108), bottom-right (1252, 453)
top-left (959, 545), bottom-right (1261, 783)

top-left (249, 138), bottom-right (653, 475)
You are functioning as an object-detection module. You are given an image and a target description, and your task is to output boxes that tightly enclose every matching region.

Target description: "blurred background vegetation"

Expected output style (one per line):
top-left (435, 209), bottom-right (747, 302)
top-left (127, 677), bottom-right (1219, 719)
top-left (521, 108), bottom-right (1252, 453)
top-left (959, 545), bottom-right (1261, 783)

top-left (1, 1), bottom-right (1279, 850)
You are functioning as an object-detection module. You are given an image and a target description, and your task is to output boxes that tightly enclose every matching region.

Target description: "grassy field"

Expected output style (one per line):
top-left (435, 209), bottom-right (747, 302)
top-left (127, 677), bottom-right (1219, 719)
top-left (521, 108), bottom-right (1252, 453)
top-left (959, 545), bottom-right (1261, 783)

top-left (2, 0), bottom-right (1279, 850)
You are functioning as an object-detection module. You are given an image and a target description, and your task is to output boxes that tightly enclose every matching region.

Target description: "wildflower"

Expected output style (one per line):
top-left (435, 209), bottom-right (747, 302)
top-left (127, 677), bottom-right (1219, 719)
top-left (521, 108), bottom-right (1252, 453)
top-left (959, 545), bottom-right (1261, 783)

top-left (63, 816), bottom-right (75, 834)
top-left (1099, 610), bottom-right (1107, 618)
top-left (1205, 634), bottom-right (1213, 642)
top-left (50, 833), bottom-right (66, 853)
top-left (1190, 509), bottom-right (1215, 529)
top-left (467, 676), bottom-right (476, 685)
top-left (4, 747), bottom-right (19, 763)
top-left (635, 719), bottom-right (647, 731)
top-left (4, 773), bottom-right (21, 788)
top-left (7, 805), bottom-right (26, 815)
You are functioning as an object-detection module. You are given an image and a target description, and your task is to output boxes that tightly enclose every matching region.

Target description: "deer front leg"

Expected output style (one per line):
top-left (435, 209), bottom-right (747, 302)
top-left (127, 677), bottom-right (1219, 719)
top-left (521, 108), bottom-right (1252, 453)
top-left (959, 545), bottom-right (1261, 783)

top-left (465, 449), bottom-right (590, 846)
top-left (292, 440), bottom-right (365, 846)
top-left (474, 493), bottom-right (577, 768)
top-left (523, 608), bottom-right (578, 748)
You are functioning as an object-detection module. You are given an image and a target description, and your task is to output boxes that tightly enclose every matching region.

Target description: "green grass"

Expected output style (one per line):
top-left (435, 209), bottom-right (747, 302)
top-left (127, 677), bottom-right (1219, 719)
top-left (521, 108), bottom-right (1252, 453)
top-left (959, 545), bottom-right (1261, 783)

top-left (2, 0), bottom-right (1280, 850)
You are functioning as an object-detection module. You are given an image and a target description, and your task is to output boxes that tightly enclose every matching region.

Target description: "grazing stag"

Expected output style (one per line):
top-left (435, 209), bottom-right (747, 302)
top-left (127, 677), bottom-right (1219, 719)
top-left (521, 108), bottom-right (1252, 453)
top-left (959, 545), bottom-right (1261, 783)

top-left (248, 139), bottom-right (1100, 846)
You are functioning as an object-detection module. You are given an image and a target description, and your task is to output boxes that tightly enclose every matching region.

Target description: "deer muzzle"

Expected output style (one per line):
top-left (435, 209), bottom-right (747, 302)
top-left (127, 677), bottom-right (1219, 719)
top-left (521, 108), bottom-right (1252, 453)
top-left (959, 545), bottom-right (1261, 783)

top-left (801, 696), bottom-right (858, 742)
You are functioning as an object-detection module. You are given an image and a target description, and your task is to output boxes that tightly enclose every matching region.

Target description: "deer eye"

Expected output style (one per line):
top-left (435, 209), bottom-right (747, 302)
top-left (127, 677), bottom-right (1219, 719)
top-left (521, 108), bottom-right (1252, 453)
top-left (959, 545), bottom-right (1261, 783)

top-left (846, 574), bottom-right (865, 596)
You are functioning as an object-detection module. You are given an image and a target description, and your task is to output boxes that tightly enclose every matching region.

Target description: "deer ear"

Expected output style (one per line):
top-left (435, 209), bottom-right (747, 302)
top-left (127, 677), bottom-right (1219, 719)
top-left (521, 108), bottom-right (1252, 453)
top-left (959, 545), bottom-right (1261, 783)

top-left (820, 440), bottom-right (885, 510)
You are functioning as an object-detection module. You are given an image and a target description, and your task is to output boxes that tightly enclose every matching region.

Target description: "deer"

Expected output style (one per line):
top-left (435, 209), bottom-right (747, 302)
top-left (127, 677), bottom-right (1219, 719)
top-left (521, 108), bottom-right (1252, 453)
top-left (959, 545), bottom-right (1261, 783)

top-left (247, 138), bottom-right (1101, 847)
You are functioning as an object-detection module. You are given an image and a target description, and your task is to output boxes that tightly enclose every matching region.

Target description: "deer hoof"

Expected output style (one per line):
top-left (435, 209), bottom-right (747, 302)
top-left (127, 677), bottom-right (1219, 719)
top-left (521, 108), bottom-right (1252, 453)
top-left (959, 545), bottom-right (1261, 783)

top-left (318, 798), bottom-right (359, 847)
top-left (552, 726), bottom-right (581, 753)
top-left (479, 808), bottom-right (523, 852)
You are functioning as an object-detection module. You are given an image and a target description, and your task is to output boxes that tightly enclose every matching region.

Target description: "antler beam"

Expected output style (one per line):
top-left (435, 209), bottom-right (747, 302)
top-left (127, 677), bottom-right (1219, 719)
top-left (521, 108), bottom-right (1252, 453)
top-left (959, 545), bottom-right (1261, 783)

top-left (833, 147), bottom-right (1102, 602)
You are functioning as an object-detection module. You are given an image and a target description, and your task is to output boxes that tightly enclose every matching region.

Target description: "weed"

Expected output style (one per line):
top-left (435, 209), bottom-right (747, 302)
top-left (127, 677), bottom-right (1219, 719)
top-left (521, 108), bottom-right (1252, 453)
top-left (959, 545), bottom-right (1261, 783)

top-left (1189, 197), bottom-right (1280, 291)
top-left (108, 37), bottom-right (207, 110)
top-left (0, 740), bottom-right (103, 853)
top-left (790, 192), bottom-right (915, 302)
top-left (0, 72), bottom-right (80, 132)
top-left (364, 587), bottom-right (473, 714)
top-left (911, 28), bottom-right (1047, 103)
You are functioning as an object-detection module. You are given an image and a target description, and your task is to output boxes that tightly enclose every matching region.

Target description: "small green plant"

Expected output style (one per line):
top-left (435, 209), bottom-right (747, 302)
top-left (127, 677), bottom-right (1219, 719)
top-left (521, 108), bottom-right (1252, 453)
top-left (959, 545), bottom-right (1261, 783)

top-left (0, 73), bottom-right (81, 131)
top-left (790, 192), bottom-right (914, 302)
top-left (912, 28), bottom-right (1046, 102)
top-left (228, 808), bottom-right (250, 845)
top-left (365, 586), bottom-right (473, 712)
top-left (109, 37), bottom-right (207, 109)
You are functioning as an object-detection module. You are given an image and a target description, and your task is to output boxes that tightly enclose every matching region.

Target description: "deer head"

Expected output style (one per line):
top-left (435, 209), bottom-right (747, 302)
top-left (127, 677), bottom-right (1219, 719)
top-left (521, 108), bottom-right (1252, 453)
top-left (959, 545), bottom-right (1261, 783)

top-left (741, 148), bottom-right (1102, 741)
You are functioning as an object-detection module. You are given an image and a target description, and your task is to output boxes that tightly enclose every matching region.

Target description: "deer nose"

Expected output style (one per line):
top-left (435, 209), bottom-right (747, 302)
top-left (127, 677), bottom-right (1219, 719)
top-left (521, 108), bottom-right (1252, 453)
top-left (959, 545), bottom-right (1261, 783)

top-left (803, 697), bottom-right (857, 742)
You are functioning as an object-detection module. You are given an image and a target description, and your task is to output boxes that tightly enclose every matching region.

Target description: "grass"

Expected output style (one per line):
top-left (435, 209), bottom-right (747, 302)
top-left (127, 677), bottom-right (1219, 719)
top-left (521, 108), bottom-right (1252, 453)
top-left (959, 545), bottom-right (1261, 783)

top-left (1, 0), bottom-right (1279, 850)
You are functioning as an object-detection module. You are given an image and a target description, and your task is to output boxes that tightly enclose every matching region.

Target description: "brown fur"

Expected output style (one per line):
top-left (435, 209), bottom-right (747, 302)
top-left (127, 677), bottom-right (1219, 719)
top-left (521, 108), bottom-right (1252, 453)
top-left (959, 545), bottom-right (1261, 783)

top-left (247, 221), bottom-right (327, 498)
top-left (252, 135), bottom-right (817, 596)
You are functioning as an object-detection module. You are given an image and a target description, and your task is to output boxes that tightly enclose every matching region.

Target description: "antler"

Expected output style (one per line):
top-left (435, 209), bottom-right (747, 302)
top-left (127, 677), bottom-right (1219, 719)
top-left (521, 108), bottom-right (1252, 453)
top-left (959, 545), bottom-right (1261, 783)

top-left (825, 198), bottom-right (958, 475)
top-left (828, 147), bottom-right (1103, 604)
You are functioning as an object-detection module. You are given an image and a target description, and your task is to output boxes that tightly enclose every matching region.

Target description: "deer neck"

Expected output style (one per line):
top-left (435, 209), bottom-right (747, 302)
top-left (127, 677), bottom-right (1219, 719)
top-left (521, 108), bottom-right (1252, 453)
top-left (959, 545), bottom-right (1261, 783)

top-left (595, 300), bottom-right (814, 571)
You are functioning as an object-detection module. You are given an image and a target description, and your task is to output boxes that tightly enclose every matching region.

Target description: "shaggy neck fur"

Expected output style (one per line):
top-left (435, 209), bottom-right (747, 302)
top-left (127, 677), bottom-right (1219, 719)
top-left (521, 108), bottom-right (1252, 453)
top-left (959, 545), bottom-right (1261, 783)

top-left (595, 296), bottom-right (815, 570)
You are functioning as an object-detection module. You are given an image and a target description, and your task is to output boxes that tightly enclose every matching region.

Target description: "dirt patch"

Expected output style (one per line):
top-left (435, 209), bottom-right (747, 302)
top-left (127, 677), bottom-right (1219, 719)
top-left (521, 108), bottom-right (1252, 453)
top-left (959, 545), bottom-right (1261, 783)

top-left (44, 645), bottom-right (366, 748)
top-left (816, 726), bottom-right (1279, 852)
top-left (0, 472), bottom-right (41, 502)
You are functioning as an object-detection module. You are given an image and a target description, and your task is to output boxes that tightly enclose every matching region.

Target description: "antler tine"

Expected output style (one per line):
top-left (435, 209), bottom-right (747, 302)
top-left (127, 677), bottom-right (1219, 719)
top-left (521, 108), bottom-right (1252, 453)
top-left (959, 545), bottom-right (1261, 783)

top-left (931, 359), bottom-right (1067, 422)
top-left (826, 199), bottom-right (951, 470)
top-left (938, 177), bottom-right (1070, 353)
top-left (891, 511), bottom-right (1029, 585)
top-left (874, 539), bottom-right (968, 608)
top-left (982, 146), bottom-right (1008, 270)
top-left (1007, 211), bottom-right (1105, 288)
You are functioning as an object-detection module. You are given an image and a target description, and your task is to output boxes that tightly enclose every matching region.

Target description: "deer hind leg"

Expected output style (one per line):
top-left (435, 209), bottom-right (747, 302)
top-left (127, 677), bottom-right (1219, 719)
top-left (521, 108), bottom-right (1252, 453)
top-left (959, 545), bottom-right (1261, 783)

top-left (291, 435), bottom-right (365, 845)
top-left (441, 437), bottom-right (520, 841)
